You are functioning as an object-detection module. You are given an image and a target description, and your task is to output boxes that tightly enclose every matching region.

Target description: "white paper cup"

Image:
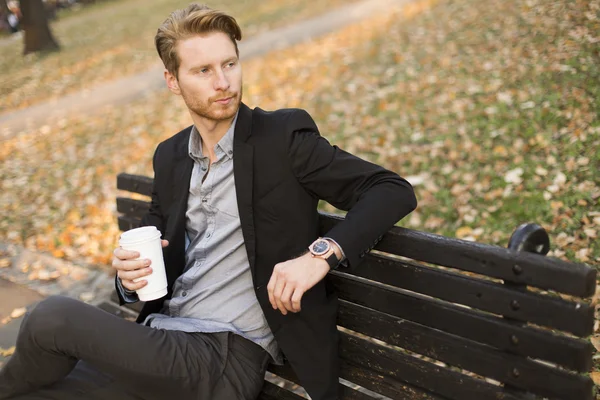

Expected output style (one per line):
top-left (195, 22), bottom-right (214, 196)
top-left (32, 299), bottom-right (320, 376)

top-left (119, 226), bottom-right (168, 301)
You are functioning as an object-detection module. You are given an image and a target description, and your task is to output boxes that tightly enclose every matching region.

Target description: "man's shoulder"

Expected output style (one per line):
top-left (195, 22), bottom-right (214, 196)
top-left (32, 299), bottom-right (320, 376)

top-left (155, 125), bottom-right (193, 153)
top-left (251, 107), bottom-right (318, 131)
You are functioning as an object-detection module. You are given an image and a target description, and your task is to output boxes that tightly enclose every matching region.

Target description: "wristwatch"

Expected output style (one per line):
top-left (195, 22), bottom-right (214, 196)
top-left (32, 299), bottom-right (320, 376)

top-left (309, 238), bottom-right (340, 270)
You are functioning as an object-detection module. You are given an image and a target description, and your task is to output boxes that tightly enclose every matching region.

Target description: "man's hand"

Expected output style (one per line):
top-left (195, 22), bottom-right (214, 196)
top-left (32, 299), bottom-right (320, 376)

top-left (112, 240), bottom-right (169, 292)
top-left (267, 253), bottom-right (330, 315)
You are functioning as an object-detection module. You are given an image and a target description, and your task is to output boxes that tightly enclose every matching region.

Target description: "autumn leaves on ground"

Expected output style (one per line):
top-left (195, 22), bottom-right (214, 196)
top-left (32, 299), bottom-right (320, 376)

top-left (2, 0), bottom-right (597, 269)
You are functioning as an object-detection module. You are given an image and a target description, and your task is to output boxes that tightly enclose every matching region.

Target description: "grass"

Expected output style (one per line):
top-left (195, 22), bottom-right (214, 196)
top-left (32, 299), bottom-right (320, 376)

top-left (0, 0), bottom-right (359, 113)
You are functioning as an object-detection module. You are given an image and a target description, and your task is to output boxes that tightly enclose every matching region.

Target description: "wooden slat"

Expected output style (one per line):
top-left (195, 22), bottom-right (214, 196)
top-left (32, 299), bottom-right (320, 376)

top-left (349, 253), bottom-right (594, 338)
top-left (117, 197), bottom-right (150, 219)
top-left (330, 272), bottom-right (593, 372)
top-left (339, 331), bottom-right (533, 400)
top-left (117, 173), bottom-right (153, 196)
top-left (320, 214), bottom-right (596, 298)
top-left (269, 360), bottom-right (447, 400)
top-left (337, 300), bottom-right (593, 399)
top-left (338, 383), bottom-right (386, 400)
top-left (118, 215), bottom-right (142, 231)
top-left (257, 381), bottom-right (305, 400)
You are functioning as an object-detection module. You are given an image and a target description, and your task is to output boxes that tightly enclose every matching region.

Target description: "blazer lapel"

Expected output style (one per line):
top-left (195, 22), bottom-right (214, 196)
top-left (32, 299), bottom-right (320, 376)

top-left (168, 127), bottom-right (194, 280)
top-left (233, 103), bottom-right (257, 276)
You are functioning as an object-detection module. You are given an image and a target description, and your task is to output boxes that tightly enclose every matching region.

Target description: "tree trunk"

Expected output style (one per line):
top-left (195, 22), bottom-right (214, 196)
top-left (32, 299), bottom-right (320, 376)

top-left (0, 0), bottom-right (9, 15)
top-left (0, 0), bottom-right (9, 29)
top-left (21, 0), bottom-right (60, 55)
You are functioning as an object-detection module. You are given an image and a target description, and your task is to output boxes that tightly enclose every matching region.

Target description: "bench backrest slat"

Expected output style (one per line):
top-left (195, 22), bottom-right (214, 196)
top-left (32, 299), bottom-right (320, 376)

top-left (117, 174), bottom-right (153, 196)
top-left (353, 253), bottom-right (594, 337)
top-left (331, 272), bottom-right (592, 373)
top-left (257, 381), bottom-right (305, 400)
top-left (320, 214), bottom-right (596, 298)
top-left (117, 197), bottom-right (150, 219)
top-left (339, 332), bottom-right (534, 400)
top-left (268, 356), bottom-right (447, 400)
top-left (337, 300), bottom-right (592, 399)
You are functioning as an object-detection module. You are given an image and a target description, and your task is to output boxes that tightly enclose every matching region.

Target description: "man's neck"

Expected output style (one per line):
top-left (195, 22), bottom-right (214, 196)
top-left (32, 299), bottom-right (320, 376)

top-left (191, 114), bottom-right (235, 163)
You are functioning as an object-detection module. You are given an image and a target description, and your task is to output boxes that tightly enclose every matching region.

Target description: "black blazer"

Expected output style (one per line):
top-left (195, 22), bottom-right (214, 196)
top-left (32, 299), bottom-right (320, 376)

top-left (117, 103), bottom-right (416, 400)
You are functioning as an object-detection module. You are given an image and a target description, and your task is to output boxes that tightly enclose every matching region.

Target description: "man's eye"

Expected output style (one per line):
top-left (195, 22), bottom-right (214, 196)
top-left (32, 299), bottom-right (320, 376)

top-left (200, 69), bottom-right (208, 74)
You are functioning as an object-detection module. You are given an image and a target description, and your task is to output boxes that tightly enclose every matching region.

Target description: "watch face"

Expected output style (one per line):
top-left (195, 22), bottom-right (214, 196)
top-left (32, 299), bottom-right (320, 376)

top-left (311, 240), bottom-right (330, 256)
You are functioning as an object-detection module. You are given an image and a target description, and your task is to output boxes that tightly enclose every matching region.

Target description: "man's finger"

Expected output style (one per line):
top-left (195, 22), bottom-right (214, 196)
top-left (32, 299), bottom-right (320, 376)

top-left (113, 258), bottom-right (150, 272)
top-left (273, 278), bottom-right (287, 315)
top-left (121, 279), bottom-right (147, 292)
top-left (267, 274), bottom-right (278, 310)
top-left (118, 267), bottom-right (152, 282)
top-left (161, 240), bottom-right (169, 248)
top-left (280, 284), bottom-right (296, 313)
top-left (291, 289), bottom-right (303, 313)
top-left (113, 247), bottom-right (140, 260)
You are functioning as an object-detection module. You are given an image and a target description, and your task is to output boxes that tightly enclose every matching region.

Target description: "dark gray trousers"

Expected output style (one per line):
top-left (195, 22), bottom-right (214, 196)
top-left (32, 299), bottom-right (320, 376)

top-left (0, 296), bottom-right (269, 400)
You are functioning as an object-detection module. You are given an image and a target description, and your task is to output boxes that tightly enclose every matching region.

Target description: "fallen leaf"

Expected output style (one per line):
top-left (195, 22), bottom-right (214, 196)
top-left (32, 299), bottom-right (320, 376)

top-left (591, 336), bottom-right (600, 352)
top-left (504, 168), bottom-right (523, 184)
top-left (591, 372), bottom-right (600, 386)
top-left (456, 226), bottom-right (473, 239)
top-left (0, 346), bottom-right (15, 357)
top-left (10, 307), bottom-right (26, 319)
top-left (0, 259), bottom-right (10, 268)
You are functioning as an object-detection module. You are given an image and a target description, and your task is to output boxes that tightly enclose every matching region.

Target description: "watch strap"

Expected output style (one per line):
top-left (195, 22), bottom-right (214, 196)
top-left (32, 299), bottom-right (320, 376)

top-left (325, 252), bottom-right (340, 270)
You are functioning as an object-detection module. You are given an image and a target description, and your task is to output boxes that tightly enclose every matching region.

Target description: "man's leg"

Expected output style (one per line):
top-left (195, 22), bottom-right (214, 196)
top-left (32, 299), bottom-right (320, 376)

top-left (0, 296), bottom-right (224, 400)
top-left (8, 361), bottom-right (143, 400)
top-left (211, 333), bottom-right (271, 400)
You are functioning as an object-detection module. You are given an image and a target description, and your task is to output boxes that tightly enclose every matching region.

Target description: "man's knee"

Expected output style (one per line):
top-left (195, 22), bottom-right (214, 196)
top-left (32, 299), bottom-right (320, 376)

top-left (17, 296), bottom-right (81, 346)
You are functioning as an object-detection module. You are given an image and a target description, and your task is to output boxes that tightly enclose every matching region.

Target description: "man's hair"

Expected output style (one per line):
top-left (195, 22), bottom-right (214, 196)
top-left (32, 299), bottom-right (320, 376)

top-left (155, 3), bottom-right (242, 78)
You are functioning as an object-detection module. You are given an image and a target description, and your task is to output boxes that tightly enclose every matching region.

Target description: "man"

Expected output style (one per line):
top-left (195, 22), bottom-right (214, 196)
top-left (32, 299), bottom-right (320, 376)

top-left (0, 4), bottom-right (416, 400)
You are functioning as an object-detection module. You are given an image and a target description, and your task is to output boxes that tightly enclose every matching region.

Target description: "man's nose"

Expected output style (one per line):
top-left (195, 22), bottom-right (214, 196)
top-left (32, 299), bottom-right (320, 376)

top-left (214, 70), bottom-right (230, 91)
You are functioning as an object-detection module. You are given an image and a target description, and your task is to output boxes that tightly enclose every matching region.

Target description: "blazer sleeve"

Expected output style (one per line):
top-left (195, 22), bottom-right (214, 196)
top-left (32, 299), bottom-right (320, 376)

top-left (286, 109), bottom-right (417, 268)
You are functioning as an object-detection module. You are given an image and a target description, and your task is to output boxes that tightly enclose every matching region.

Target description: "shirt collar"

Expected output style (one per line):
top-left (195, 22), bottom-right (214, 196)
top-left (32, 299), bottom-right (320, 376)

top-left (188, 111), bottom-right (238, 162)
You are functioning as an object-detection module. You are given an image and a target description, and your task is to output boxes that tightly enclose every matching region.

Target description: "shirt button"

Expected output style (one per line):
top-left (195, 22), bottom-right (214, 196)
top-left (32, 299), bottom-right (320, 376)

top-left (201, 166), bottom-right (207, 171)
top-left (202, 198), bottom-right (207, 203)
top-left (206, 233), bottom-right (211, 238)
top-left (182, 291), bottom-right (187, 297)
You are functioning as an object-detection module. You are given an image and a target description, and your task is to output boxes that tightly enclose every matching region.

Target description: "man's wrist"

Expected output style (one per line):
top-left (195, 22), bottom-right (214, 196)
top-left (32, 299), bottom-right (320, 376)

top-left (308, 252), bottom-right (332, 272)
top-left (308, 238), bottom-right (342, 270)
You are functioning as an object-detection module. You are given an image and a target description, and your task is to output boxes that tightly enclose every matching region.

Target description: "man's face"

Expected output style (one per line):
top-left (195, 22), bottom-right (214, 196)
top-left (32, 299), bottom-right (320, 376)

top-left (167, 32), bottom-right (242, 122)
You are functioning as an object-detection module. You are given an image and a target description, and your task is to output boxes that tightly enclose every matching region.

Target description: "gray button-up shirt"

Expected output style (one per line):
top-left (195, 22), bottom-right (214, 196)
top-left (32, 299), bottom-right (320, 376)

top-left (143, 115), bottom-right (281, 363)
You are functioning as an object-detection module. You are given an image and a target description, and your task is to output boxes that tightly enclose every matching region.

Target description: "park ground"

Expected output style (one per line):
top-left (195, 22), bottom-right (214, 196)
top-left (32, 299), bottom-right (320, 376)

top-left (0, 0), bottom-right (599, 389)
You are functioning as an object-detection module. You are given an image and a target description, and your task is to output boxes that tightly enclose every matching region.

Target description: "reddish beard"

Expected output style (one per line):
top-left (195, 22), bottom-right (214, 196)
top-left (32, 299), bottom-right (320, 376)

top-left (183, 88), bottom-right (242, 122)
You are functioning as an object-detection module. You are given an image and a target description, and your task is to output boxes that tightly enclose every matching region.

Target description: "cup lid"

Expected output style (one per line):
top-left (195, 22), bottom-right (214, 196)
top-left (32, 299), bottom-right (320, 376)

top-left (119, 226), bottom-right (161, 244)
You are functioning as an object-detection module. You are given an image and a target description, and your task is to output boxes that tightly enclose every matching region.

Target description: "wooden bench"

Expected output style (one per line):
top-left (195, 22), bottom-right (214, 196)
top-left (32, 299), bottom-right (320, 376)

top-left (100, 172), bottom-right (598, 400)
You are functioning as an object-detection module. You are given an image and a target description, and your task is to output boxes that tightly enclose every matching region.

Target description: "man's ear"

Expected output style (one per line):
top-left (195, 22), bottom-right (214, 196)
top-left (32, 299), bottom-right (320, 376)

top-left (165, 69), bottom-right (181, 95)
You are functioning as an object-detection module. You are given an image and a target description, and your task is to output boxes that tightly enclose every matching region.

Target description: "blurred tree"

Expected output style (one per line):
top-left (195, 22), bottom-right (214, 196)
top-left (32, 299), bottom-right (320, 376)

top-left (0, 0), bottom-right (10, 29)
top-left (0, 0), bottom-right (9, 15)
top-left (21, 0), bottom-right (60, 54)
